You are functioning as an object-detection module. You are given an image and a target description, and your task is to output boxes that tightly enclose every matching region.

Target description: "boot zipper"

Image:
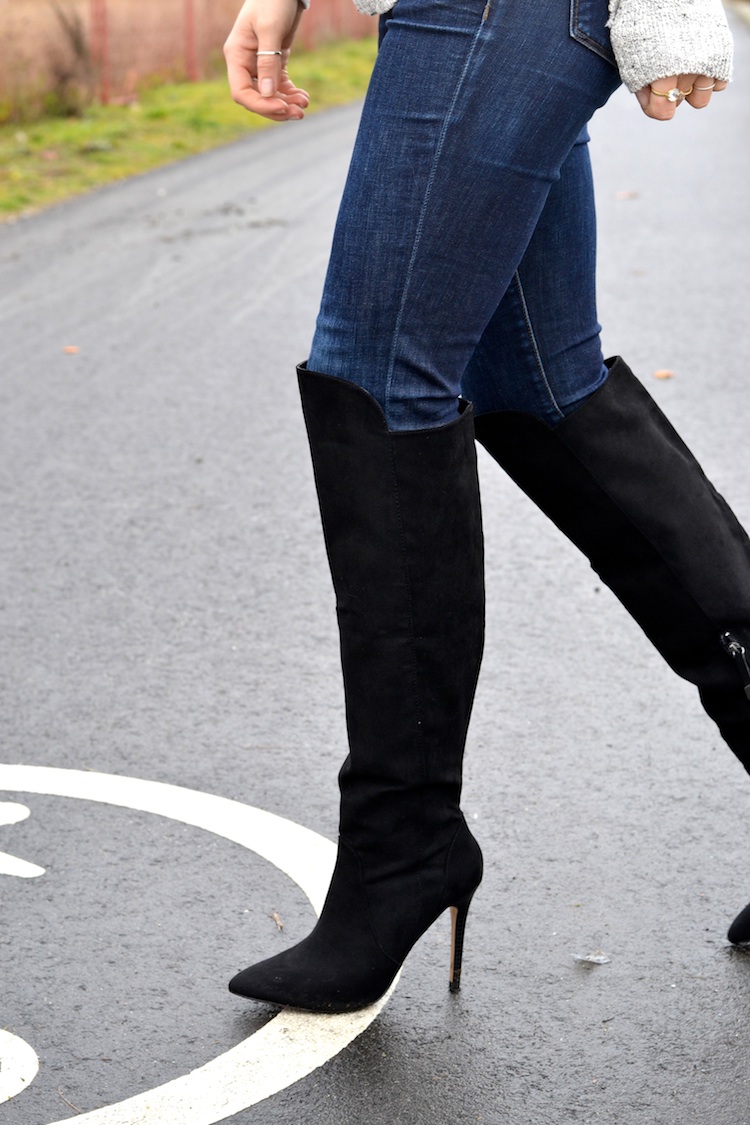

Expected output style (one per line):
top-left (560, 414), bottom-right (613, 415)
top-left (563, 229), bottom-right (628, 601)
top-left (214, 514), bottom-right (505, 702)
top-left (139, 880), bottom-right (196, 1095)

top-left (720, 631), bottom-right (750, 700)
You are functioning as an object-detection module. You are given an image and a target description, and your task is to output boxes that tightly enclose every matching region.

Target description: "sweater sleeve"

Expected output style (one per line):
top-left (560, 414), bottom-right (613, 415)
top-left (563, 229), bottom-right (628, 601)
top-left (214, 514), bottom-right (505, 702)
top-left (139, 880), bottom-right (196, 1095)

top-left (351, 0), bottom-right (396, 14)
top-left (608, 0), bottom-right (733, 92)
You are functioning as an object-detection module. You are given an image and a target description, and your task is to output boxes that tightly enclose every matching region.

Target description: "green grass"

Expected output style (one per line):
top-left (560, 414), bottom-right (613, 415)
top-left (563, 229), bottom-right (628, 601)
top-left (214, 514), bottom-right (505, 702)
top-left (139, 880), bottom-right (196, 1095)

top-left (0, 37), bottom-right (377, 220)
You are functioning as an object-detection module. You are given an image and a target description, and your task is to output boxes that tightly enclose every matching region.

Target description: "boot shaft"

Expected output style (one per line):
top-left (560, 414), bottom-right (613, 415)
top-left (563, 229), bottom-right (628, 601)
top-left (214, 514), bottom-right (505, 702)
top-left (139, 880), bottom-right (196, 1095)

top-left (298, 366), bottom-right (485, 853)
top-left (475, 357), bottom-right (750, 766)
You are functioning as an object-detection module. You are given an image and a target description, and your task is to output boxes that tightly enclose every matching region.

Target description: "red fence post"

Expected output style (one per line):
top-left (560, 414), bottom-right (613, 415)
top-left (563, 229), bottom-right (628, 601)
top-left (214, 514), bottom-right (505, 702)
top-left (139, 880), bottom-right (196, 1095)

top-left (90, 0), bottom-right (111, 103)
top-left (184, 0), bottom-right (199, 81)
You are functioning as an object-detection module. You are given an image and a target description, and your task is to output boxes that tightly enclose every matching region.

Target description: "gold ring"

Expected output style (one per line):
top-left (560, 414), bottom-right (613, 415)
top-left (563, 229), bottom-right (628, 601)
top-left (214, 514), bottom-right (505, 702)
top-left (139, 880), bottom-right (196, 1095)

top-left (693, 83), bottom-right (716, 91)
top-left (650, 86), bottom-right (693, 102)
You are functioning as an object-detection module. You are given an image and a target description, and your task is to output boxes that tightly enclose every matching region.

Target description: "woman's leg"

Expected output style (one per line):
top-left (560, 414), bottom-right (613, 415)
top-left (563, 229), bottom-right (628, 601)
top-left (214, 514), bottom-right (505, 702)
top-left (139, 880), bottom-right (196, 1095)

top-left (230, 0), bottom-right (623, 1010)
top-left (476, 360), bottom-right (750, 774)
top-left (461, 127), bottom-right (608, 421)
top-left (309, 0), bottom-right (620, 430)
top-left (462, 73), bottom-right (750, 782)
top-left (230, 371), bottom-right (485, 1011)
top-left (465, 72), bottom-right (750, 944)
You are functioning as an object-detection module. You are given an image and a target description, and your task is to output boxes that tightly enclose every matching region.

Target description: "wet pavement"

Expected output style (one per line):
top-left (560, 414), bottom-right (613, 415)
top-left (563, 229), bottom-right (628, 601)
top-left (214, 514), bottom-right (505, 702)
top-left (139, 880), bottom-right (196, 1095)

top-left (2, 9), bottom-right (750, 1123)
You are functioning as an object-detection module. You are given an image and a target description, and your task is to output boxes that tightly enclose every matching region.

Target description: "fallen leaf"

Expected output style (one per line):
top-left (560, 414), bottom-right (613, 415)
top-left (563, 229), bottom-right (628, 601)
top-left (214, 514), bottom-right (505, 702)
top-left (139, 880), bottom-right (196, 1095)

top-left (572, 951), bottom-right (611, 965)
top-left (62, 345), bottom-right (80, 354)
top-left (653, 369), bottom-right (675, 380)
top-left (271, 911), bottom-right (284, 931)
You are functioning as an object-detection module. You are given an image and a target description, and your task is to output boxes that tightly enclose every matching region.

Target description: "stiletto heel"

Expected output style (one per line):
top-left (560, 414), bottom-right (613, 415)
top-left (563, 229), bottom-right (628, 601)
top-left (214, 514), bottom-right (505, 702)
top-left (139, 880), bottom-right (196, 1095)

top-left (449, 895), bottom-right (474, 994)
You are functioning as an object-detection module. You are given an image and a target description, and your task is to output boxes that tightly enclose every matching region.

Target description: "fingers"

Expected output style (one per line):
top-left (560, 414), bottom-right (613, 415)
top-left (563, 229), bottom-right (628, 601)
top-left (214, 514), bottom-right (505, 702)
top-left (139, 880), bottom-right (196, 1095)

top-left (248, 46), bottom-right (308, 120)
top-left (256, 46), bottom-right (285, 100)
top-left (636, 75), bottom-right (693, 120)
top-left (225, 45), bottom-right (307, 121)
top-left (685, 75), bottom-right (729, 109)
top-left (686, 74), bottom-right (715, 109)
top-left (636, 73), bottom-right (728, 120)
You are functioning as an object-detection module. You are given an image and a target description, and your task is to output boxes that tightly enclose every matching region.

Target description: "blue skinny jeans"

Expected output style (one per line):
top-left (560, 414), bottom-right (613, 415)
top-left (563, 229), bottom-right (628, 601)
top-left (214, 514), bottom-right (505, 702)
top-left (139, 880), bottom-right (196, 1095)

top-left (308, 0), bottom-right (623, 430)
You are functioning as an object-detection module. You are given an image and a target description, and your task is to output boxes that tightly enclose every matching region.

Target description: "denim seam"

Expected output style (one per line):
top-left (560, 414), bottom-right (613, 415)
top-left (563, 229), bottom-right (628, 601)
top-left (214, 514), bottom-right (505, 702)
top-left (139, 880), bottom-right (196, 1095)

top-left (513, 271), bottom-right (565, 422)
top-left (569, 0), bottom-right (616, 66)
top-left (384, 10), bottom-right (489, 422)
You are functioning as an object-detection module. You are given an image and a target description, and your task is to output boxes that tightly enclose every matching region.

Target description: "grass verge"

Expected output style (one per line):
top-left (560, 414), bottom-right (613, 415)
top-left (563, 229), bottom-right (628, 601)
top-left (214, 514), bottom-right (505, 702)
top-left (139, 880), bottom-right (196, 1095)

top-left (0, 36), bottom-right (377, 222)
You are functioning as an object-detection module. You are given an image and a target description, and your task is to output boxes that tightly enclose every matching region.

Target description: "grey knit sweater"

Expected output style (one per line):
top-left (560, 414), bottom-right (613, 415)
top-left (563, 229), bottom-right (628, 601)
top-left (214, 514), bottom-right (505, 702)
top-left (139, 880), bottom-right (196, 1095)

top-left (338, 0), bottom-right (733, 92)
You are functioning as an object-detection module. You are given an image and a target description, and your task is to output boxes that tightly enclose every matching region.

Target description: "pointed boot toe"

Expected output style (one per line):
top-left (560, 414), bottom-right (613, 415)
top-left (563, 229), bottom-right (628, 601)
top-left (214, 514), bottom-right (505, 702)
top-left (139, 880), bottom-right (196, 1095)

top-left (228, 940), bottom-right (398, 1013)
top-left (728, 901), bottom-right (750, 945)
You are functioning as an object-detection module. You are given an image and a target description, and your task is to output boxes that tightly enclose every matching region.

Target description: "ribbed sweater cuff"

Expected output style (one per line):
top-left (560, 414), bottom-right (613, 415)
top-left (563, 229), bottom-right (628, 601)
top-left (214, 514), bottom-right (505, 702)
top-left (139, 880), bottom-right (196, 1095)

top-left (608, 0), bottom-right (733, 92)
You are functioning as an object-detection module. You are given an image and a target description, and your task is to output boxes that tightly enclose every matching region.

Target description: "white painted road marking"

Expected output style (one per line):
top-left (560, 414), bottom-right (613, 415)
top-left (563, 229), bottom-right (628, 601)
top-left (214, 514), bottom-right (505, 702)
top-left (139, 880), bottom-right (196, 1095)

top-left (0, 802), bottom-right (46, 878)
top-left (0, 851), bottom-right (46, 878)
top-left (0, 765), bottom-right (398, 1123)
top-left (0, 803), bottom-right (32, 826)
top-left (0, 1030), bottom-right (40, 1104)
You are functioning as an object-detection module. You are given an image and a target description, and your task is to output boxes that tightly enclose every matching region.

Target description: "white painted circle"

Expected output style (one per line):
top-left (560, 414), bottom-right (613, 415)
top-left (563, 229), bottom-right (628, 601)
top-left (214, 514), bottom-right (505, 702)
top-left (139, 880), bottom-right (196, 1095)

top-left (0, 765), bottom-right (397, 1124)
top-left (0, 802), bottom-right (31, 827)
top-left (0, 1029), bottom-right (40, 1104)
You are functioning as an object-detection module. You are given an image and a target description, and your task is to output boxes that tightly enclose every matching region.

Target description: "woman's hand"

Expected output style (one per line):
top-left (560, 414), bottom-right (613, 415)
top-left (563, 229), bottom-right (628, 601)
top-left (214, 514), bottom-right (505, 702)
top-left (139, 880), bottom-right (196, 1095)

top-left (224, 0), bottom-right (310, 122)
top-left (635, 74), bottom-right (729, 121)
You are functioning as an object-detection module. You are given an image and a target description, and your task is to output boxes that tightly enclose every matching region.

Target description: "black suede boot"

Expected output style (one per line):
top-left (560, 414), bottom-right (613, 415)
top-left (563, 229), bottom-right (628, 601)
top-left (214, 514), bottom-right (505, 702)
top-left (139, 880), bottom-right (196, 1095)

top-left (474, 357), bottom-right (750, 943)
top-left (229, 367), bottom-right (485, 1011)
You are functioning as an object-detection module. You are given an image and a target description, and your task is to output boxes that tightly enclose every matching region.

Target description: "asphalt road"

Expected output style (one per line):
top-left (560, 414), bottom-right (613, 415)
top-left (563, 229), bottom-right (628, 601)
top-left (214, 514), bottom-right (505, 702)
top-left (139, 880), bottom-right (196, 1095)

top-left (2, 10), bottom-right (750, 1124)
